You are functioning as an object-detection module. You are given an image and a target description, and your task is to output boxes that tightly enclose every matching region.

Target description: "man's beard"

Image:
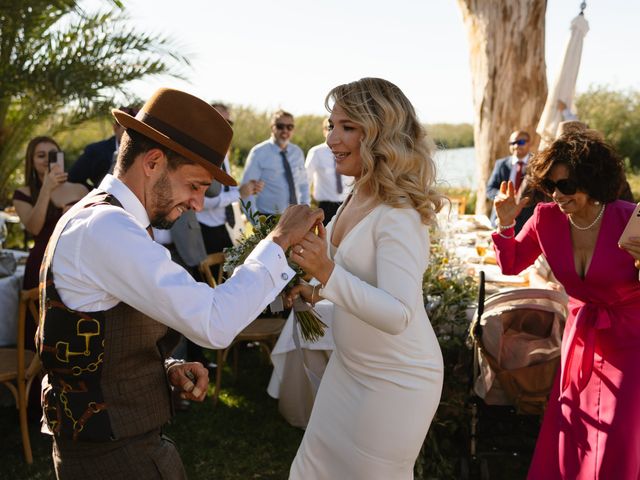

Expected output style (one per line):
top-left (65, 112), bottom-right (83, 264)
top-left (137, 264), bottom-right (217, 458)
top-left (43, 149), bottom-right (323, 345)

top-left (149, 171), bottom-right (178, 229)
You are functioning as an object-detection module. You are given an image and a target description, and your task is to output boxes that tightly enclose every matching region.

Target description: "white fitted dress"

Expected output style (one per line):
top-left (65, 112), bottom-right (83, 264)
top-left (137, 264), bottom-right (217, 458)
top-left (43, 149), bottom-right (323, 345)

top-left (289, 204), bottom-right (444, 479)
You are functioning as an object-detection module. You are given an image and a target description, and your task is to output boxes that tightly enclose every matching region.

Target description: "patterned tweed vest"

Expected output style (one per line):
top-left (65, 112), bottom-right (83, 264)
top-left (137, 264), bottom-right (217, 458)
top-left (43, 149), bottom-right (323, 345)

top-left (36, 191), bottom-right (180, 442)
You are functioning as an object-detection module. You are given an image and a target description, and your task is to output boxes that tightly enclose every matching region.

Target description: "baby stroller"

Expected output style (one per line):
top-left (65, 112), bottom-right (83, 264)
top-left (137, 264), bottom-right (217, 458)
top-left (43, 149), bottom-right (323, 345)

top-left (465, 272), bottom-right (568, 479)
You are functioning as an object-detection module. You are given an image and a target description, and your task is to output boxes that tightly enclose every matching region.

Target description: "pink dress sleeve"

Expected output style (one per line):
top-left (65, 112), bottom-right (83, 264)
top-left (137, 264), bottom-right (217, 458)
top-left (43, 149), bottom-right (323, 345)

top-left (491, 204), bottom-right (544, 275)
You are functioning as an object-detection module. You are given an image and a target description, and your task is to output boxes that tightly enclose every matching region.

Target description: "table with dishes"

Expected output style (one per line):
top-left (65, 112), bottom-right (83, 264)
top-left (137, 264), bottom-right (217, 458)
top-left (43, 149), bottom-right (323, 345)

top-left (267, 300), bottom-right (335, 428)
top-left (446, 214), bottom-right (529, 292)
top-left (0, 249), bottom-right (28, 347)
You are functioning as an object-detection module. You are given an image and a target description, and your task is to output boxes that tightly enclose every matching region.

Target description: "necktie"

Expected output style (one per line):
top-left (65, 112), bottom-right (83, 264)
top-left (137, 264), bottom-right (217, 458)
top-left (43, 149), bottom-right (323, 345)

top-left (280, 150), bottom-right (298, 205)
top-left (335, 162), bottom-right (343, 195)
top-left (514, 160), bottom-right (524, 192)
top-left (222, 163), bottom-right (235, 228)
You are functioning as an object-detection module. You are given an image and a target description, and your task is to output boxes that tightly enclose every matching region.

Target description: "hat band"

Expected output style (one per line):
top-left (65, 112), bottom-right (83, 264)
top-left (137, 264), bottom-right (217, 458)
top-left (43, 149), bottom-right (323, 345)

top-left (139, 112), bottom-right (224, 167)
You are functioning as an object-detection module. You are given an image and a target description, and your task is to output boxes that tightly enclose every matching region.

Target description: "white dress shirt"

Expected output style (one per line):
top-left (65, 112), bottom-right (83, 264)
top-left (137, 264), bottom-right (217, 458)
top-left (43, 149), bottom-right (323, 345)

top-left (51, 174), bottom-right (294, 349)
top-left (196, 155), bottom-right (240, 227)
top-left (305, 143), bottom-right (352, 203)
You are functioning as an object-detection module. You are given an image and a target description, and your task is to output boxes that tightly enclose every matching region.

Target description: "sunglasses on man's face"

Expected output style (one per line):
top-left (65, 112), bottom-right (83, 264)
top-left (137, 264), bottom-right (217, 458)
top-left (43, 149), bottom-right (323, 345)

top-left (275, 123), bottom-right (295, 131)
top-left (509, 139), bottom-right (528, 146)
top-left (541, 178), bottom-right (579, 195)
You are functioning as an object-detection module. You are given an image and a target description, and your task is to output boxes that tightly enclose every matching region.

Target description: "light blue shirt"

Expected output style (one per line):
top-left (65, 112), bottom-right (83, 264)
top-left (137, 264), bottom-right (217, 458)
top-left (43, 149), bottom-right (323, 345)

top-left (241, 138), bottom-right (310, 215)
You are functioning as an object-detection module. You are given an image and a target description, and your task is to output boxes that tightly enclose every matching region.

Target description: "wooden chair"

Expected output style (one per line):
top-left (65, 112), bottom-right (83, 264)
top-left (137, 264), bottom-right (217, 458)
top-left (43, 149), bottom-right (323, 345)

top-left (199, 253), bottom-right (285, 405)
top-left (0, 288), bottom-right (40, 463)
top-left (199, 252), bottom-right (225, 288)
top-left (448, 195), bottom-right (467, 215)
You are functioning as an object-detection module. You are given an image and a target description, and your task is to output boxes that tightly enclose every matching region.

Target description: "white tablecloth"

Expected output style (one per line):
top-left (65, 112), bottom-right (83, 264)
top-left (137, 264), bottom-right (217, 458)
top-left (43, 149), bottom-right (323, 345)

top-left (0, 261), bottom-right (26, 347)
top-left (267, 300), bottom-right (336, 428)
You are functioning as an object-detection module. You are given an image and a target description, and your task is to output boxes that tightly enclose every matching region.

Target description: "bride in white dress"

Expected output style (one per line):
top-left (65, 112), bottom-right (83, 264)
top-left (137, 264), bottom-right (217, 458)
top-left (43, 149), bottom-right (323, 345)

top-left (286, 77), bottom-right (445, 479)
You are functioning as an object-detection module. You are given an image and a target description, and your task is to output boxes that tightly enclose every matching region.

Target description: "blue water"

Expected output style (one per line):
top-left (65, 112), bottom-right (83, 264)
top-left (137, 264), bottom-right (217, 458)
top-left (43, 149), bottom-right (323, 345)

top-left (434, 147), bottom-right (476, 189)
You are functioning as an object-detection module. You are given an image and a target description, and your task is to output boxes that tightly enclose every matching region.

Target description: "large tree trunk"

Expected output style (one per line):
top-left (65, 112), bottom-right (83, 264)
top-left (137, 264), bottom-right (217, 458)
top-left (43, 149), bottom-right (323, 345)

top-left (457, 0), bottom-right (548, 214)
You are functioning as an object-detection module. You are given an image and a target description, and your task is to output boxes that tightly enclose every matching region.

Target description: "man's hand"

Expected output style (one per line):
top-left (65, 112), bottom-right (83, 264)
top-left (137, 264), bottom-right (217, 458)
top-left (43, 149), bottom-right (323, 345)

top-left (167, 362), bottom-right (209, 402)
top-left (289, 222), bottom-right (334, 285)
top-left (239, 179), bottom-right (265, 199)
top-left (267, 205), bottom-right (324, 251)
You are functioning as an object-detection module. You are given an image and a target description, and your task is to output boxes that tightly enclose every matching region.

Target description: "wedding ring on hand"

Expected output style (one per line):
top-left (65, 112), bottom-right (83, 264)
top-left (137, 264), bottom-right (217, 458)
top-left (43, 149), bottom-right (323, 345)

top-left (296, 246), bottom-right (304, 255)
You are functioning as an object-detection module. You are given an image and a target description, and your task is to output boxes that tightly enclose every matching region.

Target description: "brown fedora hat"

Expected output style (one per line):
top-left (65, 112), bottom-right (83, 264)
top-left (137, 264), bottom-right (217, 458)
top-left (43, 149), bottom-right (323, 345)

top-left (112, 88), bottom-right (236, 186)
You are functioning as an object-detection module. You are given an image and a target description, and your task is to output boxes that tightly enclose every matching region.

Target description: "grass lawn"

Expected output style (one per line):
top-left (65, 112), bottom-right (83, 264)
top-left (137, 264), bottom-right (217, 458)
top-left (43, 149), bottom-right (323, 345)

top-left (0, 347), bottom-right (303, 480)
top-left (0, 346), bottom-right (541, 479)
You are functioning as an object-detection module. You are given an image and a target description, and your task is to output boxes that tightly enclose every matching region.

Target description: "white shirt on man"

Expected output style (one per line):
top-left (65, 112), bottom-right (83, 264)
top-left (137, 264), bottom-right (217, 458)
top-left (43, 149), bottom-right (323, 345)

top-left (305, 143), bottom-right (352, 203)
top-left (51, 174), bottom-right (294, 348)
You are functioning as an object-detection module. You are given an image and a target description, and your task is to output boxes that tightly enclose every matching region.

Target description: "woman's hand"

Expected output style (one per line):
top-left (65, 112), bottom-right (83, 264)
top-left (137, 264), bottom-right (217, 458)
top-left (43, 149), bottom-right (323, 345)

top-left (619, 236), bottom-right (640, 269)
top-left (494, 180), bottom-right (528, 227)
top-left (284, 282), bottom-right (324, 309)
top-left (289, 222), bottom-right (334, 285)
top-left (42, 164), bottom-right (67, 194)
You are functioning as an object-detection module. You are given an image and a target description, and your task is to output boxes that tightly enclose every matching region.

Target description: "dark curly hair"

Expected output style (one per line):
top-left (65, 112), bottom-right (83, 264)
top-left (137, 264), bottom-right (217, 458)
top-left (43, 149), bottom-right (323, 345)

top-left (527, 130), bottom-right (624, 204)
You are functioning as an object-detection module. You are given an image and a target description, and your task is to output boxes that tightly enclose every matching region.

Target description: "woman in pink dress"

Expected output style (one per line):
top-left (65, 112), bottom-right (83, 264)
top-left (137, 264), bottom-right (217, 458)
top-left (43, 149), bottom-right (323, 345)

top-left (492, 129), bottom-right (640, 479)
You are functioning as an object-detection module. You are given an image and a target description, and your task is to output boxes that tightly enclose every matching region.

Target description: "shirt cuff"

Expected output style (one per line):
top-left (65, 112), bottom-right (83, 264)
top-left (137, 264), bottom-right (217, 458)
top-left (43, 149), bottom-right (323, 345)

top-left (246, 239), bottom-right (295, 287)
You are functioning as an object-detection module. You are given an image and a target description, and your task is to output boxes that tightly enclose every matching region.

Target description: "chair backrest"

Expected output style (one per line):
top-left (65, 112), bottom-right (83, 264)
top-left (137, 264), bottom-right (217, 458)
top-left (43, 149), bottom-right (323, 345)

top-left (199, 252), bottom-right (226, 288)
top-left (448, 195), bottom-right (467, 215)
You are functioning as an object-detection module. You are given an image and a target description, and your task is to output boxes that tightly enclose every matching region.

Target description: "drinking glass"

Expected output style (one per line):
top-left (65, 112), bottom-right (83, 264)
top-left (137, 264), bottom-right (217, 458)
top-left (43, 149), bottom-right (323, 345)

top-left (475, 237), bottom-right (489, 264)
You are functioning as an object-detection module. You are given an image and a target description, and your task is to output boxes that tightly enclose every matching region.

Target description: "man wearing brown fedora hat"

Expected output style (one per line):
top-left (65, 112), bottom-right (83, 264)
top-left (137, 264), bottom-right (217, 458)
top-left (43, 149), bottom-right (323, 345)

top-left (36, 88), bottom-right (323, 479)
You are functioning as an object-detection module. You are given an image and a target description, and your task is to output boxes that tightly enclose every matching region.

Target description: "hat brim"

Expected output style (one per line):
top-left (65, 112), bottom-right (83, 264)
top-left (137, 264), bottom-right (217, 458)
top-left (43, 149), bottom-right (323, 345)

top-left (112, 109), bottom-right (237, 187)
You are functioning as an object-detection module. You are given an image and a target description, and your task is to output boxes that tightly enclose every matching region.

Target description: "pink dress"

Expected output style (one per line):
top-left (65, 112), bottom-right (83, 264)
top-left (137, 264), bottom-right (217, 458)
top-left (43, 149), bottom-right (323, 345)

top-left (492, 200), bottom-right (640, 479)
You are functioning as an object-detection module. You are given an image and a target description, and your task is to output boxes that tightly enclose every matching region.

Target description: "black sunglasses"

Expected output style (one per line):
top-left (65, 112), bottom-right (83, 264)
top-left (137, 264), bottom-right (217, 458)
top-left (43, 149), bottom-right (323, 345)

top-left (509, 139), bottom-right (528, 146)
top-left (541, 178), bottom-right (579, 195)
top-left (275, 123), bottom-right (295, 131)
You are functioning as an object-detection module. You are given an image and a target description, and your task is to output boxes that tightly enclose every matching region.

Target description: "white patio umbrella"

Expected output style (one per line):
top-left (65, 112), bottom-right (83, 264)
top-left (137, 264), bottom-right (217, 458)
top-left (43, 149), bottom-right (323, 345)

top-left (536, 9), bottom-right (590, 147)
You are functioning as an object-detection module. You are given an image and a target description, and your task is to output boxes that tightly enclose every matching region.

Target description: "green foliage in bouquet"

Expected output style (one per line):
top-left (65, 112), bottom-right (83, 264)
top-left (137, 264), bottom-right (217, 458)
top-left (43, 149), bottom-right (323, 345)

top-left (415, 239), bottom-right (478, 479)
top-left (223, 201), bottom-right (327, 342)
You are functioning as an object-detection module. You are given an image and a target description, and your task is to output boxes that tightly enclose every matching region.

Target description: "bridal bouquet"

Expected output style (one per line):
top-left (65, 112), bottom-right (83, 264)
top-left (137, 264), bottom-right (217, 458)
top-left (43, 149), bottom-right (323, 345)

top-left (223, 202), bottom-right (327, 342)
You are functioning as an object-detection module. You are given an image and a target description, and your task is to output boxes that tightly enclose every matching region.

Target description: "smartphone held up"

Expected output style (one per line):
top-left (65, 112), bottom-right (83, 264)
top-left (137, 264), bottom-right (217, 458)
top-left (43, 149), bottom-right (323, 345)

top-left (48, 150), bottom-right (64, 172)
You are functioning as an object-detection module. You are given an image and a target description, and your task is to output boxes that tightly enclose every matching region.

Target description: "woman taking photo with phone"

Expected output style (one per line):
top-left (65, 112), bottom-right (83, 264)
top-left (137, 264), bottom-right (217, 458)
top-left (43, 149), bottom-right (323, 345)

top-left (13, 136), bottom-right (87, 344)
top-left (492, 129), bottom-right (640, 478)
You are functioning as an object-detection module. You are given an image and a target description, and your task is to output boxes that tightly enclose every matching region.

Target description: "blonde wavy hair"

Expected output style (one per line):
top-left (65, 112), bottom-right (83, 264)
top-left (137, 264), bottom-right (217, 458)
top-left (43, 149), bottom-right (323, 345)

top-left (325, 78), bottom-right (444, 224)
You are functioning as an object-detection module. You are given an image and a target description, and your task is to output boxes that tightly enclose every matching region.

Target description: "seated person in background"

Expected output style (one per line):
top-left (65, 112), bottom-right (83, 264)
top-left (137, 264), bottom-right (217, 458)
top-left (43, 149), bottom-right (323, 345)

top-left (13, 136), bottom-right (87, 347)
top-left (68, 105), bottom-right (140, 188)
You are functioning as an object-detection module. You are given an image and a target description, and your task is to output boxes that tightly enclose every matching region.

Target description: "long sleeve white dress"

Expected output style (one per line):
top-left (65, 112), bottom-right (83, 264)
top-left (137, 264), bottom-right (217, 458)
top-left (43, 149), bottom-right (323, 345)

top-left (289, 204), bottom-right (444, 479)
